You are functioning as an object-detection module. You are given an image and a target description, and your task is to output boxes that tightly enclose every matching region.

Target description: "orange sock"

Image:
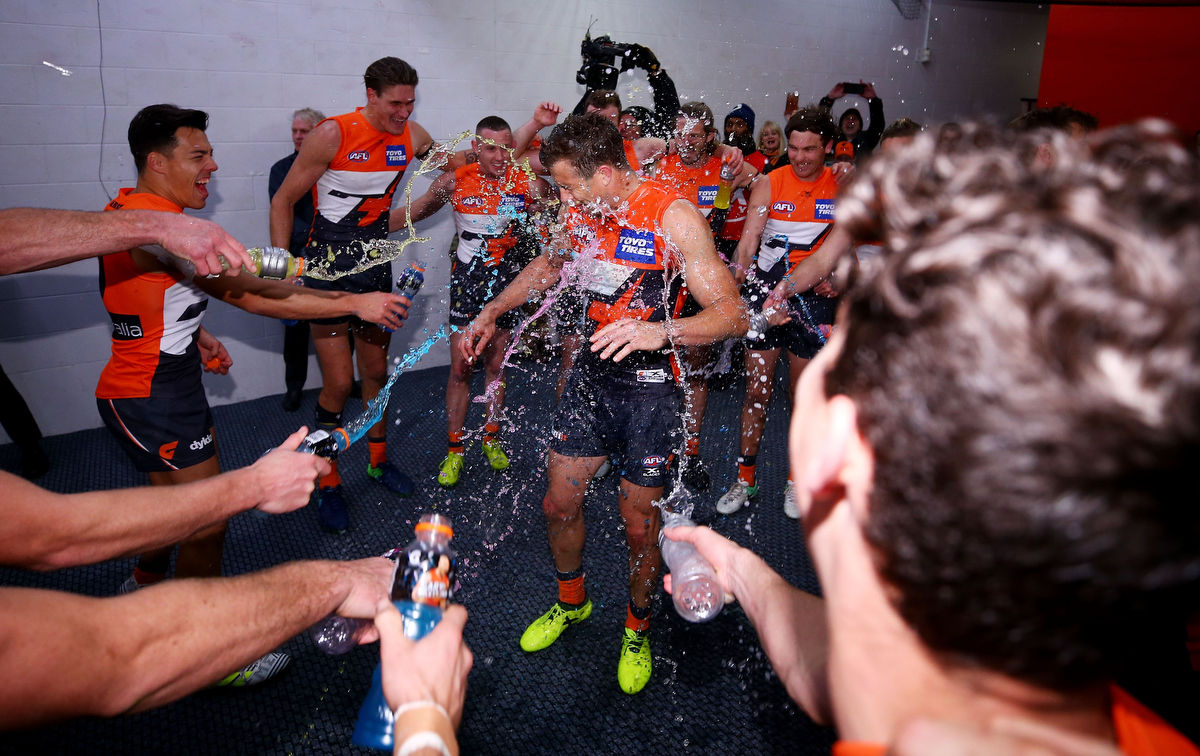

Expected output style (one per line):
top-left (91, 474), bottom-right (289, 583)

top-left (787, 469), bottom-right (795, 483)
top-left (448, 430), bottom-right (464, 455)
top-left (626, 602), bottom-right (651, 633)
top-left (320, 459), bottom-right (341, 490)
top-left (685, 436), bottom-right (700, 456)
top-left (738, 463), bottom-right (756, 487)
top-left (132, 566), bottom-right (166, 587)
top-left (557, 568), bottom-right (586, 606)
top-left (483, 422), bottom-right (500, 443)
top-left (368, 437), bottom-right (387, 468)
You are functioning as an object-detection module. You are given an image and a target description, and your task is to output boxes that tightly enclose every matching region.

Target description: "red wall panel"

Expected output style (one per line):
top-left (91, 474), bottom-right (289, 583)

top-left (1038, 5), bottom-right (1200, 136)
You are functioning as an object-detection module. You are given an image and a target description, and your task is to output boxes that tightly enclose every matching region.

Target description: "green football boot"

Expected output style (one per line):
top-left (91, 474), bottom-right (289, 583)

top-left (519, 599), bottom-right (593, 652)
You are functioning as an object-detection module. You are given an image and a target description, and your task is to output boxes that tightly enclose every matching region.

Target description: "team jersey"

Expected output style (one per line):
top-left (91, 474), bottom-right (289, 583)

top-left (97, 189), bottom-right (207, 400)
top-left (720, 151), bottom-right (767, 241)
top-left (654, 153), bottom-right (723, 217)
top-left (572, 179), bottom-right (687, 386)
top-left (450, 163), bottom-right (532, 266)
top-left (757, 165), bottom-right (839, 273)
top-left (310, 108), bottom-right (414, 243)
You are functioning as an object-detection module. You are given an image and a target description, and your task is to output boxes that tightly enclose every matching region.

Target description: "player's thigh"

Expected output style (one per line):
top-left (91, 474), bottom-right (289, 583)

top-left (311, 323), bottom-right (355, 379)
top-left (351, 322), bottom-right (392, 381)
top-left (545, 450), bottom-right (606, 513)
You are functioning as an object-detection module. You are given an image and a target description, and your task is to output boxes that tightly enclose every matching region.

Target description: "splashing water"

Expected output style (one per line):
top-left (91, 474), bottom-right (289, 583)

top-left (342, 326), bottom-right (448, 446)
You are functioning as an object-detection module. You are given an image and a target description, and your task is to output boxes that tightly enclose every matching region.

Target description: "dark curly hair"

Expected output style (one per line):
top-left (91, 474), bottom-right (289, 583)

top-left (785, 106), bottom-right (838, 147)
top-left (539, 112), bottom-right (629, 179)
top-left (829, 120), bottom-right (1200, 690)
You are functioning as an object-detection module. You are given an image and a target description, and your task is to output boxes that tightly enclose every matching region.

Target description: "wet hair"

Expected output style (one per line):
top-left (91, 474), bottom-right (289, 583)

top-left (678, 101), bottom-right (720, 153)
top-left (292, 108), bottom-right (325, 127)
top-left (539, 112), bottom-right (629, 179)
top-left (757, 120), bottom-right (785, 155)
top-left (830, 120), bottom-right (1200, 690)
top-left (363, 57), bottom-right (418, 94)
top-left (585, 90), bottom-right (622, 113)
top-left (784, 106), bottom-right (838, 147)
top-left (127, 104), bottom-right (208, 174)
top-left (1009, 105), bottom-right (1099, 135)
top-left (475, 115), bottom-right (511, 136)
top-left (881, 117), bottom-right (921, 142)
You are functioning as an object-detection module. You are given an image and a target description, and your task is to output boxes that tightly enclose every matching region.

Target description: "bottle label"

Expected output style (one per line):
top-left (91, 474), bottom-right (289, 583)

top-left (395, 545), bottom-right (457, 608)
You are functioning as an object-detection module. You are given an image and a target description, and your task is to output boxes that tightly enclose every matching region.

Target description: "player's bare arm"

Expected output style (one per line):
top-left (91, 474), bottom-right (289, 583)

top-left (394, 170), bottom-right (456, 230)
top-left (0, 429), bottom-right (328, 571)
top-left (590, 200), bottom-right (748, 362)
top-left (0, 558), bottom-right (393, 729)
top-left (460, 241), bottom-right (569, 360)
top-left (733, 176), bottom-right (773, 282)
top-left (269, 119), bottom-right (341, 249)
top-left (0, 208), bottom-right (252, 277)
top-left (774, 224), bottom-right (854, 298)
top-left (191, 270), bottom-right (409, 330)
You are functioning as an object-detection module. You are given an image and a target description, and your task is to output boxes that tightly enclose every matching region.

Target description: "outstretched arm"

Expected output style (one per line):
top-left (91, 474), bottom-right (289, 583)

top-left (0, 557), bottom-right (394, 729)
top-left (460, 244), bottom-right (568, 359)
top-left (663, 524), bottom-right (832, 725)
top-left (0, 208), bottom-right (253, 277)
top-left (0, 428), bottom-right (328, 571)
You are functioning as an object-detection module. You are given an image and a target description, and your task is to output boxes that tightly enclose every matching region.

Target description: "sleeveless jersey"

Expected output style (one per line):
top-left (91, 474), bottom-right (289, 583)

top-left (450, 163), bottom-right (532, 266)
top-left (310, 108), bottom-right (414, 243)
top-left (97, 189), bottom-right (207, 400)
top-left (654, 153), bottom-right (723, 218)
top-left (573, 179), bottom-right (687, 385)
top-left (757, 165), bottom-right (839, 273)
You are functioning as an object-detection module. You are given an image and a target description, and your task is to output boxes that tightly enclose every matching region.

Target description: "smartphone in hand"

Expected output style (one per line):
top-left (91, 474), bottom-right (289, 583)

top-left (842, 82), bottom-right (866, 96)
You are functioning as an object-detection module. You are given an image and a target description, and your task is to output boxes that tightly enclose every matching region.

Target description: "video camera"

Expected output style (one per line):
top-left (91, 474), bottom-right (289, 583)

top-left (576, 32), bottom-right (635, 91)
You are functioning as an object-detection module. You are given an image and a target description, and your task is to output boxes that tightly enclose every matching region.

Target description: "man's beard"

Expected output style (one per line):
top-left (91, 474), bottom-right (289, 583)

top-left (726, 132), bottom-right (756, 155)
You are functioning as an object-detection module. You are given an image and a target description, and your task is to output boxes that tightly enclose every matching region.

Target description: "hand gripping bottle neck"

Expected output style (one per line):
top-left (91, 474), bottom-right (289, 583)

top-left (659, 510), bottom-right (725, 622)
top-left (350, 514), bottom-right (457, 752)
top-left (713, 157), bottom-right (737, 211)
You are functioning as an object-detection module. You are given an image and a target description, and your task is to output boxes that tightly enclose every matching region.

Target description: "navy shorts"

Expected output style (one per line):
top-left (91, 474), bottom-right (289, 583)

top-left (449, 254), bottom-right (520, 331)
top-left (97, 395), bottom-right (216, 473)
top-left (742, 258), bottom-right (836, 360)
top-left (301, 239), bottom-right (393, 326)
top-left (550, 370), bottom-right (680, 488)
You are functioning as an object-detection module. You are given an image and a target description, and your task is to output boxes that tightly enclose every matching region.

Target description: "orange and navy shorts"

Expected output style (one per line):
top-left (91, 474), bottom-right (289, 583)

top-left (97, 395), bottom-right (216, 473)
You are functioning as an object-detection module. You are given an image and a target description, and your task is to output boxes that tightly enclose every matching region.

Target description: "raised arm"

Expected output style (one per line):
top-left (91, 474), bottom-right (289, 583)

top-left (0, 208), bottom-right (252, 277)
top-left (270, 119), bottom-right (340, 249)
top-left (0, 429), bottom-right (327, 571)
top-left (0, 557), bottom-right (393, 729)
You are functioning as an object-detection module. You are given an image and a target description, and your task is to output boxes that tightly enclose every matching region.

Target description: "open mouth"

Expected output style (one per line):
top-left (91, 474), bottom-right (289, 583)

top-left (195, 178), bottom-right (209, 198)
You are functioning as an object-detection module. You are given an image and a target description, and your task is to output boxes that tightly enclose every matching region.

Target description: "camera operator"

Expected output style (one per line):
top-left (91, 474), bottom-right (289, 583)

top-left (572, 37), bottom-right (679, 141)
top-left (818, 80), bottom-right (885, 158)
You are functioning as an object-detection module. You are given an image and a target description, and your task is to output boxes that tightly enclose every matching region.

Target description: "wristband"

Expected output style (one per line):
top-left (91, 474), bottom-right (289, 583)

top-left (396, 731), bottom-right (451, 756)
top-left (394, 700), bottom-right (451, 722)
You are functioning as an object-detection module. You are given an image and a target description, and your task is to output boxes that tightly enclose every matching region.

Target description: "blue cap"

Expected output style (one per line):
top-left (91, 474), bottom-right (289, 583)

top-left (725, 103), bottom-right (755, 133)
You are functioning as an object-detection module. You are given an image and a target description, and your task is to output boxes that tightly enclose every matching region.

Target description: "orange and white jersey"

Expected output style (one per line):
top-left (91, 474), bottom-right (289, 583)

top-left (97, 189), bottom-right (207, 400)
top-left (450, 163), bottom-right (532, 266)
top-left (311, 108), bottom-right (414, 243)
top-left (654, 153), bottom-right (722, 217)
top-left (757, 166), bottom-right (839, 273)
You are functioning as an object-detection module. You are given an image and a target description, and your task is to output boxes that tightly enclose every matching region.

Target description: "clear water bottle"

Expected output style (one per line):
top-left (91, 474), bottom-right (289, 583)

top-left (659, 510), bottom-right (725, 622)
top-left (221, 246), bottom-right (305, 279)
top-left (309, 614), bottom-right (372, 655)
top-left (351, 514), bottom-right (457, 752)
top-left (384, 260), bottom-right (425, 333)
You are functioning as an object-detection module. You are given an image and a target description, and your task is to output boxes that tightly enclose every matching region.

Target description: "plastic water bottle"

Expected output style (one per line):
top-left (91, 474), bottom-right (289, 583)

top-left (384, 260), bottom-right (426, 333)
top-left (659, 510), bottom-right (725, 622)
top-left (309, 614), bottom-right (372, 655)
top-left (220, 246), bottom-right (305, 279)
top-left (351, 514), bottom-right (457, 752)
top-left (713, 158), bottom-right (737, 211)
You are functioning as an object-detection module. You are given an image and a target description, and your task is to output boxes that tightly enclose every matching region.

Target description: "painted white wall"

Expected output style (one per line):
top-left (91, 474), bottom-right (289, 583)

top-left (0, 0), bottom-right (1047, 440)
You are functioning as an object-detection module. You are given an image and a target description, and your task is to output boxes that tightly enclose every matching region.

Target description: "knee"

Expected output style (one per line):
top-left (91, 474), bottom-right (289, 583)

top-left (324, 373), bottom-right (353, 401)
top-left (542, 495), bottom-right (578, 523)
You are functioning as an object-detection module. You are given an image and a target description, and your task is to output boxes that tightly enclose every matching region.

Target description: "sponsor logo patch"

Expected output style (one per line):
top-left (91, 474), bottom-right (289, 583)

top-left (499, 194), bottom-right (526, 213)
top-left (347, 150), bottom-right (370, 162)
top-left (459, 196), bottom-right (486, 208)
top-left (697, 185), bottom-right (718, 207)
top-left (636, 368), bottom-right (669, 383)
top-left (614, 228), bottom-right (656, 264)
top-left (159, 441), bottom-right (178, 460)
top-left (772, 200), bottom-right (796, 214)
top-left (385, 144), bottom-right (407, 166)
top-left (110, 313), bottom-right (143, 340)
top-left (642, 455), bottom-right (666, 467)
top-left (814, 199), bottom-right (835, 220)
top-left (189, 433), bottom-right (213, 452)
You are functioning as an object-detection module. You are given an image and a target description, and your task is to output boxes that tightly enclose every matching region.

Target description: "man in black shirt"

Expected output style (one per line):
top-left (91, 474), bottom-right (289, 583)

top-left (268, 107), bottom-right (324, 412)
top-left (819, 81), bottom-right (885, 158)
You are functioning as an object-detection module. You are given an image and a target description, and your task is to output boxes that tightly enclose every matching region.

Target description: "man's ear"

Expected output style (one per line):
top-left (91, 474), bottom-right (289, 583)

top-left (804, 394), bottom-right (856, 496)
top-left (1036, 142), bottom-right (1055, 167)
top-left (146, 151), bottom-right (168, 176)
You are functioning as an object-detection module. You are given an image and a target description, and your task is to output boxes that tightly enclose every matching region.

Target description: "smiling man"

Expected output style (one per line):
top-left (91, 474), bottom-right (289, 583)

top-left (460, 113), bottom-right (747, 694)
top-left (270, 57), bottom-right (438, 532)
top-left (404, 115), bottom-right (553, 487)
top-left (98, 104), bottom-right (409, 685)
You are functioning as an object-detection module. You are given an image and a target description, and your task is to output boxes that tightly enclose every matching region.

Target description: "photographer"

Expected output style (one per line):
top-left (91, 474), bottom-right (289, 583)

top-left (572, 37), bottom-right (679, 141)
top-left (818, 80), bottom-right (885, 158)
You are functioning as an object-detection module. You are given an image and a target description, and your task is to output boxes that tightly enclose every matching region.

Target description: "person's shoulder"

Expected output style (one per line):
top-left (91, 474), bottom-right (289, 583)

top-left (747, 152), bottom-right (767, 171)
top-left (271, 152), bottom-right (298, 173)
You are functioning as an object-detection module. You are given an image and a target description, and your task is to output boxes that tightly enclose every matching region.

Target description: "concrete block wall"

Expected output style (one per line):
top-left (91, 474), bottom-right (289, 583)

top-left (0, 0), bottom-right (1047, 441)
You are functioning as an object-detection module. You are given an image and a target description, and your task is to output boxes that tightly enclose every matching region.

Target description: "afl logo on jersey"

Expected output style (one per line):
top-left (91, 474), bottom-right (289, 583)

top-left (347, 150), bottom-right (370, 162)
top-left (460, 196), bottom-right (486, 208)
top-left (814, 200), bottom-right (835, 220)
top-left (772, 201), bottom-right (796, 214)
top-left (697, 186), bottom-right (718, 207)
top-left (615, 228), bottom-right (656, 263)
top-left (386, 144), bottom-right (407, 166)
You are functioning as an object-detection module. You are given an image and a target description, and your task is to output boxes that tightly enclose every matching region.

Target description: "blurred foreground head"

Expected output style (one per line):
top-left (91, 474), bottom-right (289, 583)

top-left (832, 121), bottom-right (1200, 690)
